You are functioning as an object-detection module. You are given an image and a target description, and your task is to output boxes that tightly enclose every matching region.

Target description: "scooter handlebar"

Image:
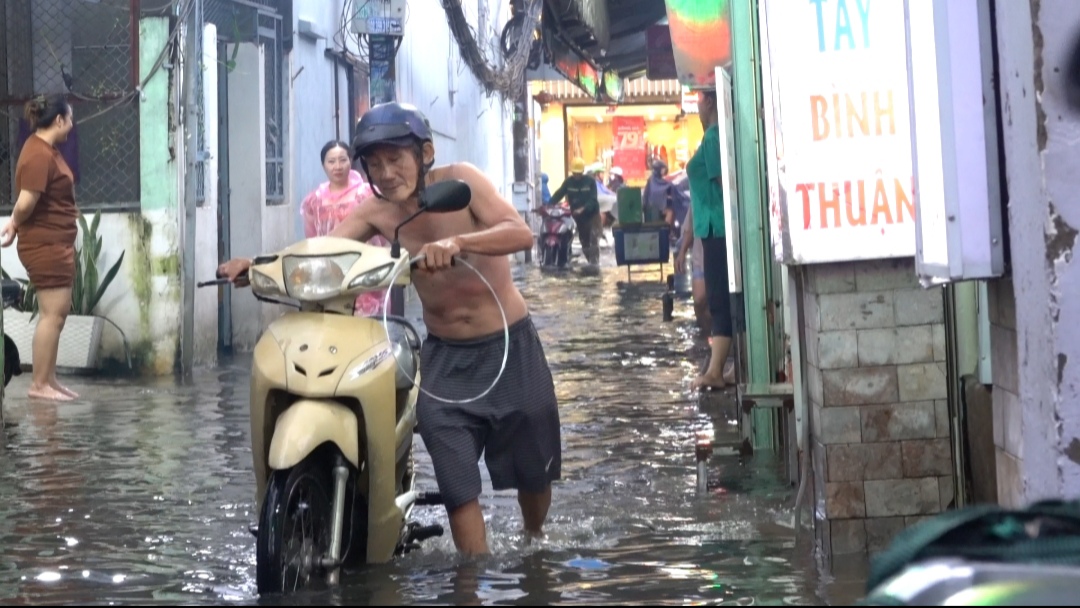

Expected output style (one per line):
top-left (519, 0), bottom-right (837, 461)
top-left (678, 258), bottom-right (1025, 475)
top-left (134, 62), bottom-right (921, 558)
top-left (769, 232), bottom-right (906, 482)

top-left (409, 257), bottom-right (457, 270)
top-left (201, 253), bottom-right (457, 289)
top-left (199, 270), bottom-right (249, 288)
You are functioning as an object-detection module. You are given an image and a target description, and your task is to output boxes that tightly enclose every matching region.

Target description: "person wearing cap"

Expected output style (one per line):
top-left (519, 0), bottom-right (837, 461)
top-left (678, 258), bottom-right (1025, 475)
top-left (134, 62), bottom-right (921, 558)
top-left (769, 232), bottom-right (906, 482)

top-left (548, 157), bottom-right (601, 264)
top-left (606, 166), bottom-right (625, 192)
top-left (216, 102), bottom-right (563, 557)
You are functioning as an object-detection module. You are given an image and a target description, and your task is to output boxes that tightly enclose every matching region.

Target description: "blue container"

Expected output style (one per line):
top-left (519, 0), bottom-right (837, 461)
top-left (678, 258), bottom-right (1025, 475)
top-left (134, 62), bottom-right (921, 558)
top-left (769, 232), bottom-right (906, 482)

top-left (613, 224), bottom-right (671, 266)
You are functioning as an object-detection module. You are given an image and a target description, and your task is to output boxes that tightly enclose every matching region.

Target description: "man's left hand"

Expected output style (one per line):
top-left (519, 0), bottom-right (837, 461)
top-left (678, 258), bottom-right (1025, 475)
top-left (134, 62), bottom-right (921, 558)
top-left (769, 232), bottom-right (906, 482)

top-left (418, 237), bottom-right (462, 271)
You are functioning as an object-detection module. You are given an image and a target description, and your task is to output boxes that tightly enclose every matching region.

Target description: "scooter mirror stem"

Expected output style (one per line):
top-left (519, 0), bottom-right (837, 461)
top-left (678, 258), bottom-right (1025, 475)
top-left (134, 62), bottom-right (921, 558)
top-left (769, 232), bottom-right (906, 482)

top-left (391, 207), bottom-right (428, 259)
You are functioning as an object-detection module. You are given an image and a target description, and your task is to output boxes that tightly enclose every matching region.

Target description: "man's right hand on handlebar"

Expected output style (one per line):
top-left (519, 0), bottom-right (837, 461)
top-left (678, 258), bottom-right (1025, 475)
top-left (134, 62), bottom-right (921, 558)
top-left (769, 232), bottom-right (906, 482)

top-left (217, 258), bottom-right (252, 287)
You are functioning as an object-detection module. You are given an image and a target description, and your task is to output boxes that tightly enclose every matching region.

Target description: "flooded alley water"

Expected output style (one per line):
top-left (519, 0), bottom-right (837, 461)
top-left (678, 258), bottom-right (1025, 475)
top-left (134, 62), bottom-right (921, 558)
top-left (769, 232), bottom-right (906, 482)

top-left (0, 248), bottom-right (866, 605)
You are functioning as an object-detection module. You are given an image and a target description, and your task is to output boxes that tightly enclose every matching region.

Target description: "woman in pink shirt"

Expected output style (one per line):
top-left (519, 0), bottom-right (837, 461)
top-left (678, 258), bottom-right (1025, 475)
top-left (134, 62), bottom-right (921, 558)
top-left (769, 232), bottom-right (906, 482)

top-left (300, 140), bottom-right (388, 316)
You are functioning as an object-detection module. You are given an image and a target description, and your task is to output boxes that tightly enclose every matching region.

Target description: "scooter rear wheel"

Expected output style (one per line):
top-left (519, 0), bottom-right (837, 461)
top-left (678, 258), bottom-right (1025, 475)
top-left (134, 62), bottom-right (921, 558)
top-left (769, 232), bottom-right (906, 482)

top-left (256, 451), bottom-right (341, 596)
top-left (541, 244), bottom-right (555, 267)
top-left (556, 239), bottom-right (570, 268)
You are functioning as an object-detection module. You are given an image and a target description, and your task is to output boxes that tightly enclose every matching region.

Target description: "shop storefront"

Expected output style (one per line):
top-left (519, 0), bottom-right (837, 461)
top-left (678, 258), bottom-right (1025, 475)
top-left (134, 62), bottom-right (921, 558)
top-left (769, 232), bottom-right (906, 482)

top-left (531, 78), bottom-right (694, 188)
top-left (563, 100), bottom-right (702, 188)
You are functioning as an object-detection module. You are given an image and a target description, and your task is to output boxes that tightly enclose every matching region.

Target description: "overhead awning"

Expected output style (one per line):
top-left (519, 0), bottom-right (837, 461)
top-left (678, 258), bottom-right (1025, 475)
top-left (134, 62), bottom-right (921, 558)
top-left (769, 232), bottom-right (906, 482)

top-left (554, 0), bottom-right (611, 49)
top-left (540, 0), bottom-right (669, 84)
top-left (533, 77), bottom-right (685, 103)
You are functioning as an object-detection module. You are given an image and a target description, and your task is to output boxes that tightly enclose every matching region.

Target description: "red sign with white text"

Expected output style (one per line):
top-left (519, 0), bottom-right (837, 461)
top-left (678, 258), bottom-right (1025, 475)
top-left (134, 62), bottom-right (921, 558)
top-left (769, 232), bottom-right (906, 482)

top-left (612, 116), bottom-right (647, 182)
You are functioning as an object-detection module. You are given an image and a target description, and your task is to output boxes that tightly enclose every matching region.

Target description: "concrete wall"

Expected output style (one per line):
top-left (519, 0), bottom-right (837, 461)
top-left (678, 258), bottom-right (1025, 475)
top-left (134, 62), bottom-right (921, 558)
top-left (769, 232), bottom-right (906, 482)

top-left (802, 258), bottom-right (952, 556)
top-left (986, 0), bottom-right (1080, 504)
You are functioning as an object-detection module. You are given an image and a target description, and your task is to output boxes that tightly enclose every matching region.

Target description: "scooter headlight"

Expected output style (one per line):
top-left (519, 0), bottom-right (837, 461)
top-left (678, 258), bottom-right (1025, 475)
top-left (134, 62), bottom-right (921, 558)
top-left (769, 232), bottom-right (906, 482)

top-left (348, 263), bottom-right (394, 290)
top-left (282, 254), bottom-right (359, 300)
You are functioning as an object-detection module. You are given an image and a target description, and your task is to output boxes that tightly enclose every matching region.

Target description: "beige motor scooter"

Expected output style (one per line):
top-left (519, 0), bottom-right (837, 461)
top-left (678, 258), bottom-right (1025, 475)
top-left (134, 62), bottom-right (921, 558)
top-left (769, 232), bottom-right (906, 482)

top-left (202, 180), bottom-right (474, 596)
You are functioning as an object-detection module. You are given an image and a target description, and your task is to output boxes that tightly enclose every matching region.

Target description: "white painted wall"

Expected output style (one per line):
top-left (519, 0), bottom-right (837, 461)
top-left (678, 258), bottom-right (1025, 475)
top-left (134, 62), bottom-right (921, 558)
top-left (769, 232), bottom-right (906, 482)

top-left (395, 0), bottom-right (514, 197)
top-left (194, 23), bottom-right (220, 366)
top-left (228, 42), bottom-right (268, 350)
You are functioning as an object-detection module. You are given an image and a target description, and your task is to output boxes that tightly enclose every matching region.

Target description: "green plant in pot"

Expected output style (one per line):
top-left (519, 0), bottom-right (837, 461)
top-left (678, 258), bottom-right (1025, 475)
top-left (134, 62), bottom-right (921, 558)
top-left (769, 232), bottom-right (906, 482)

top-left (3, 210), bottom-right (125, 319)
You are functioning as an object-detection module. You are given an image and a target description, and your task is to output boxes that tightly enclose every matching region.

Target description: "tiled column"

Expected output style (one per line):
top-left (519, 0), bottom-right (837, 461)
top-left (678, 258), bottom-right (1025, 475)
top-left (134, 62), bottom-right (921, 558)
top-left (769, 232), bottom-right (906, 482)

top-left (802, 258), bottom-right (953, 556)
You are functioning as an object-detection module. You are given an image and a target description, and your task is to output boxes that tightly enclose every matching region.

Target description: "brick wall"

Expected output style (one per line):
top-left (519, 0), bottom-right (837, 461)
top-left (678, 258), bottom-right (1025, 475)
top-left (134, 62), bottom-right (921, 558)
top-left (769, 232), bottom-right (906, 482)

top-left (987, 277), bottom-right (1022, 507)
top-left (802, 257), bottom-right (953, 556)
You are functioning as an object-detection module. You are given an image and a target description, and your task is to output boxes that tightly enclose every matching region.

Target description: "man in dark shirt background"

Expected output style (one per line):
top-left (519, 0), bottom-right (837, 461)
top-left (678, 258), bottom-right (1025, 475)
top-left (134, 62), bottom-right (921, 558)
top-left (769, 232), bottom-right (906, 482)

top-left (549, 157), bottom-right (600, 265)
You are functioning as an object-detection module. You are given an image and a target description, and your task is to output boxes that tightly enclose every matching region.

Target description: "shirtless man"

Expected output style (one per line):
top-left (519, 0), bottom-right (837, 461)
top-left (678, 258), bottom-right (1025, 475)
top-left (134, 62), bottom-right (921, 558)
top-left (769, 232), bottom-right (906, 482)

top-left (217, 102), bottom-right (562, 556)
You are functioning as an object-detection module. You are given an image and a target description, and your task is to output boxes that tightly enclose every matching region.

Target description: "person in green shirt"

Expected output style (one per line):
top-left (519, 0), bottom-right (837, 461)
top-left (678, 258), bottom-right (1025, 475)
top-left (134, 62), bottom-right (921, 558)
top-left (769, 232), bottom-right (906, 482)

top-left (675, 89), bottom-right (733, 391)
top-left (549, 157), bottom-right (601, 265)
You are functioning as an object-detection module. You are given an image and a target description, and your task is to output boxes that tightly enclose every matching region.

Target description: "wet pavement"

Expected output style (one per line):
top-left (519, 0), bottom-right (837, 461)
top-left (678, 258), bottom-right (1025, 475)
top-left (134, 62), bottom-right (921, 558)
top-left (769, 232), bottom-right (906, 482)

top-left (0, 246), bottom-right (868, 605)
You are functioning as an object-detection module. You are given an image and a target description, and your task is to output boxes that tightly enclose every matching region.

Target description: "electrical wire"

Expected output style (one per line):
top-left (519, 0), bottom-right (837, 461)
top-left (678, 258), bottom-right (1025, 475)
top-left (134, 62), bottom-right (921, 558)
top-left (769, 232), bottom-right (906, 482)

top-left (439, 0), bottom-right (541, 98)
top-left (380, 253), bottom-right (509, 405)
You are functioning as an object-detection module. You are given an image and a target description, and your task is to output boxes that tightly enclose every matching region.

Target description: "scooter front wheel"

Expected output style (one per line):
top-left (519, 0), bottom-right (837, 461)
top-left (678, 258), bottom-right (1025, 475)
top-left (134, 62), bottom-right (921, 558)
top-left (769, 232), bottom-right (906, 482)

top-left (255, 454), bottom-right (339, 596)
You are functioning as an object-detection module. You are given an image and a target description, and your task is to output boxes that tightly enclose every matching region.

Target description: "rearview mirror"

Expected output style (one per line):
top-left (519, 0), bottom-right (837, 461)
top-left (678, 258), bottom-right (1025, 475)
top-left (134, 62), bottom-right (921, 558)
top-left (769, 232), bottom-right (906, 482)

top-left (420, 179), bottom-right (471, 213)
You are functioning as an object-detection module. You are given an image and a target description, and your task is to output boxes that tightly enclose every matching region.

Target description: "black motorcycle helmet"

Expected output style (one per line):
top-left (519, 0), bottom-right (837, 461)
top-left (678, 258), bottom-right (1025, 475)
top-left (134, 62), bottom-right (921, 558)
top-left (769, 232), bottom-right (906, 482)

top-left (352, 102), bottom-right (435, 200)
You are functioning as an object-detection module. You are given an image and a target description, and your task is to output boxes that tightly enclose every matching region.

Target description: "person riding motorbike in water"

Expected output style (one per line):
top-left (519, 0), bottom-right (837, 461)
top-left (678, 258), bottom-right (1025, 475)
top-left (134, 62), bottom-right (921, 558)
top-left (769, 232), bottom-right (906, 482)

top-left (217, 102), bottom-right (563, 556)
top-left (548, 158), bottom-right (601, 264)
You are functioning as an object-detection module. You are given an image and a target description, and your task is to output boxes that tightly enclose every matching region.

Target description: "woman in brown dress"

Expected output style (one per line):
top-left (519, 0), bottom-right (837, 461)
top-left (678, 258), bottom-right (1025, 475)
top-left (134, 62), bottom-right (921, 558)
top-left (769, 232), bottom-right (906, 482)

top-left (0, 94), bottom-right (79, 401)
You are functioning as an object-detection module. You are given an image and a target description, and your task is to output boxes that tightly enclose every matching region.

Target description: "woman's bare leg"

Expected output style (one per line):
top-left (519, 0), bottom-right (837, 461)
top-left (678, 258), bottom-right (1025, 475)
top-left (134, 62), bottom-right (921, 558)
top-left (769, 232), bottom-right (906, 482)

top-left (29, 287), bottom-right (73, 401)
top-left (692, 277), bottom-right (710, 332)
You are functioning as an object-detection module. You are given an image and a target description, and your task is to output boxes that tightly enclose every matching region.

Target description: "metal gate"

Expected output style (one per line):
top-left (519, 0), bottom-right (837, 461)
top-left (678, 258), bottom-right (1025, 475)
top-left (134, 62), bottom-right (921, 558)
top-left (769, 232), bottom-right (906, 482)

top-left (192, 0), bottom-right (285, 207)
top-left (0, 0), bottom-right (142, 211)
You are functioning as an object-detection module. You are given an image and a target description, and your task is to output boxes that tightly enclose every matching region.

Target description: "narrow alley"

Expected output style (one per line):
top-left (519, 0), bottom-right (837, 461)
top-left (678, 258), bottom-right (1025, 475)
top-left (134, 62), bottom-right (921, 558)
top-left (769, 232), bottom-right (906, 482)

top-left (0, 253), bottom-right (864, 605)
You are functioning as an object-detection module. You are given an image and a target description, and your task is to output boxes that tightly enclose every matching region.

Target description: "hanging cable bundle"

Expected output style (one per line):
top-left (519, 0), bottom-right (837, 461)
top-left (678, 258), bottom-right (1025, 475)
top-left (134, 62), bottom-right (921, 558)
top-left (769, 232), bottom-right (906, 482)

top-left (440, 0), bottom-right (542, 99)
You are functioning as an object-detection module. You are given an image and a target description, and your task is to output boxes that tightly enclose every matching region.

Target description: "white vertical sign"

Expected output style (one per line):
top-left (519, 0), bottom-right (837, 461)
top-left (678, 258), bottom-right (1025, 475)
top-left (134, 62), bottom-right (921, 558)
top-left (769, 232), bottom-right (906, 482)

top-left (905, 0), bottom-right (1004, 284)
top-left (716, 67), bottom-right (742, 293)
